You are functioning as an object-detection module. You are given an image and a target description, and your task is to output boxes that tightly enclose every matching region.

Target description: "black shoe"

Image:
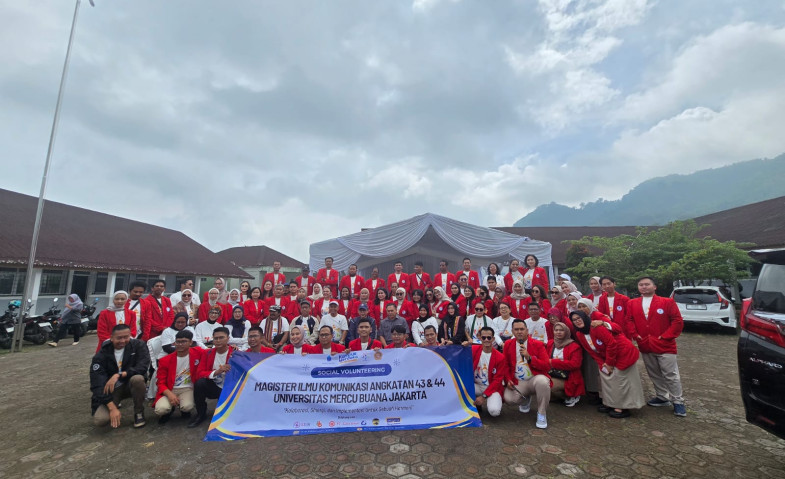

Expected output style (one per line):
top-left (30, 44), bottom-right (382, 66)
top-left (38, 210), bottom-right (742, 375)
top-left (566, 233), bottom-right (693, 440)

top-left (134, 413), bottom-right (146, 428)
top-left (597, 405), bottom-right (612, 413)
top-left (180, 411), bottom-right (191, 419)
top-left (608, 409), bottom-right (630, 419)
top-left (187, 414), bottom-right (206, 428)
top-left (587, 394), bottom-right (603, 405)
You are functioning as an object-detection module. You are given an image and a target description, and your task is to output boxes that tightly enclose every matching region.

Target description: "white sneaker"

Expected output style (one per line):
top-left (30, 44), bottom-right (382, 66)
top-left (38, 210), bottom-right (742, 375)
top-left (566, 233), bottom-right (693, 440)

top-left (536, 413), bottom-right (547, 429)
top-left (564, 396), bottom-right (580, 407)
top-left (518, 397), bottom-right (531, 413)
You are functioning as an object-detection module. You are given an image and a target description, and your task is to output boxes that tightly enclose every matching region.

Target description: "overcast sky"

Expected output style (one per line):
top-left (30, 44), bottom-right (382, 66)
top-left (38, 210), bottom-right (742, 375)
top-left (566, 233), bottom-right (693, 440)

top-left (2, 0), bottom-right (785, 262)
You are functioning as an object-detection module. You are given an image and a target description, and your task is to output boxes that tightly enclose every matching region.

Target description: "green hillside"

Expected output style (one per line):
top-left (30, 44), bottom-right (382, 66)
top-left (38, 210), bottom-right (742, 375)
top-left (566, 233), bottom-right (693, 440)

top-left (514, 154), bottom-right (785, 227)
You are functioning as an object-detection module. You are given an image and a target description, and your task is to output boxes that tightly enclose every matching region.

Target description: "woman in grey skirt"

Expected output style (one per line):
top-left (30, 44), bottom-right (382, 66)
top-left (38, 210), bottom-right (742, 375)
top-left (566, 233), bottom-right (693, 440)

top-left (569, 310), bottom-right (645, 419)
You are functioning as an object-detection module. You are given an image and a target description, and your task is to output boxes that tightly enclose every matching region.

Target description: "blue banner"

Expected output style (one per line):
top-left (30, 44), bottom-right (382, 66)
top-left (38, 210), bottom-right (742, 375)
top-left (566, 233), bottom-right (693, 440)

top-left (204, 346), bottom-right (481, 441)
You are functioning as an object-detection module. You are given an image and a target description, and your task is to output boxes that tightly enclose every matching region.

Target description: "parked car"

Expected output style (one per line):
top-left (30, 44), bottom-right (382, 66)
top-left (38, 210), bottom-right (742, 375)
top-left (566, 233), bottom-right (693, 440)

top-left (671, 286), bottom-right (736, 329)
top-left (738, 248), bottom-right (785, 440)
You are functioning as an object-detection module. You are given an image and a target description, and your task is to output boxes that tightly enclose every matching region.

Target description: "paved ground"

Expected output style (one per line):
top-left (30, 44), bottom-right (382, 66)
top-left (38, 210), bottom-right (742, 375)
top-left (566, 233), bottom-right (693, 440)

top-left (1, 328), bottom-right (783, 479)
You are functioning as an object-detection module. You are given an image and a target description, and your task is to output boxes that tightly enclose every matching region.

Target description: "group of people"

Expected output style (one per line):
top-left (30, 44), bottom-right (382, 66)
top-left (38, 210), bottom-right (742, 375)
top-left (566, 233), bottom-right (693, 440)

top-left (89, 255), bottom-right (687, 431)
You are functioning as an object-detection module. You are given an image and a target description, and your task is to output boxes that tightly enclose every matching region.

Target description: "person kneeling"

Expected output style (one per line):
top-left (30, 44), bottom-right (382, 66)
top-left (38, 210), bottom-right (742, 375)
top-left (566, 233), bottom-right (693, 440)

top-left (472, 326), bottom-right (506, 417)
top-left (189, 327), bottom-right (233, 428)
top-left (154, 329), bottom-right (203, 425)
top-left (503, 319), bottom-right (552, 429)
top-left (90, 324), bottom-right (151, 429)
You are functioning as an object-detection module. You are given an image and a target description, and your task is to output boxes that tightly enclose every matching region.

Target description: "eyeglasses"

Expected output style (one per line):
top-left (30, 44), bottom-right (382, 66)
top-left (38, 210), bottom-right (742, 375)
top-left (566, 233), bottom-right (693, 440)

top-left (318, 333), bottom-right (332, 337)
top-left (550, 291), bottom-right (559, 295)
top-left (396, 293), bottom-right (405, 296)
top-left (480, 336), bottom-right (493, 340)
top-left (475, 308), bottom-right (484, 311)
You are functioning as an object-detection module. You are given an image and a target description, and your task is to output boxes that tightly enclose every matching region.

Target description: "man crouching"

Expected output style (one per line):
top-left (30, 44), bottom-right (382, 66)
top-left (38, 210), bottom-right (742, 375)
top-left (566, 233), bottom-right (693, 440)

top-left (90, 324), bottom-right (151, 428)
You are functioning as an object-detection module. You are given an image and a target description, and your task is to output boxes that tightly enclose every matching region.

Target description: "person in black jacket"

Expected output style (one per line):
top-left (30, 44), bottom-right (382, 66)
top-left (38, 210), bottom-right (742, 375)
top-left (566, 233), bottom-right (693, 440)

top-left (90, 324), bottom-right (151, 428)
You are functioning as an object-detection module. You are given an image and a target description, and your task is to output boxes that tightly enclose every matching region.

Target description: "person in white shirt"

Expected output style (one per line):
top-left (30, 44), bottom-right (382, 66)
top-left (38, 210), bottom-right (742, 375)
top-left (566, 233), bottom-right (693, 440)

top-left (320, 301), bottom-right (348, 344)
top-left (259, 305), bottom-right (290, 351)
top-left (194, 307), bottom-right (223, 348)
top-left (466, 303), bottom-right (501, 347)
top-left (225, 306), bottom-right (252, 351)
top-left (411, 305), bottom-right (439, 345)
top-left (188, 327), bottom-right (232, 428)
top-left (524, 303), bottom-right (549, 344)
top-left (170, 279), bottom-right (200, 308)
top-left (153, 329), bottom-right (200, 424)
top-left (494, 302), bottom-right (516, 345)
top-left (127, 281), bottom-right (147, 340)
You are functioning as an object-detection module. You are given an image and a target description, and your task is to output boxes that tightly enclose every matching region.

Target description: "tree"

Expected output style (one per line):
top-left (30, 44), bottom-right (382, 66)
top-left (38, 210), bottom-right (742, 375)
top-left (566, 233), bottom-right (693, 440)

top-left (565, 220), bottom-right (754, 296)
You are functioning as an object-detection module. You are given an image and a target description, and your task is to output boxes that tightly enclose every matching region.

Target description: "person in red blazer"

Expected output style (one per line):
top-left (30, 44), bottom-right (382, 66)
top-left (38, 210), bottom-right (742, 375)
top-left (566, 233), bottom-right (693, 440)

top-left (348, 288), bottom-right (373, 319)
top-left (519, 254), bottom-right (549, 293)
top-left (387, 261), bottom-right (410, 295)
top-left (502, 320), bottom-right (552, 428)
top-left (264, 284), bottom-right (291, 319)
top-left (294, 265), bottom-right (317, 296)
top-left (409, 261), bottom-right (432, 293)
top-left (596, 276), bottom-right (630, 331)
top-left (142, 279), bottom-right (174, 341)
top-left (472, 328), bottom-right (507, 417)
top-left (545, 322), bottom-right (585, 406)
top-left (339, 264), bottom-right (365, 299)
top-left (370, 289), bottom-right (394, 328)
top-left (96, 291), bottom-right (137, 352)
top-left (349, 318), bottom-right (383, 351)
top-left (391, 287), bottom-right (417, 326)
top-left (503, 280), bottom-right (529, 319)
top-left (625, 276), bottom-right (686, 416)
top-left (246, 326), bottom-right (277, 353)
top-left (384, 324), bottom-right (416, 348)
top-left (433, 260), bottom-right (456, 293)
top-left (197, 291), bottom-right (231, 325)
top-left (364, 267), bottom-right (386, 298)
top-left (262, 261), bottom-right (287, 287)
top-left (456, 258), bottom-right (480, 290)
top-left (472, 287), bottom-right (495, 317)
top-left (315, 257), bottom-right (339, 294)
top-left (503, 259), bottom-right (523, 294)
top-left (312, 325), bottom-right (346, 354)
top-left (523, 286), bottom-right (552, 320)
top-left (336, 287), bottom-right (353, 318)
top-left (153, 329), bottom-right (204, 423)
top-left (242, 287), bottom-right (267, 326)
top-left (570, 310), bottom-right (644, 418)
top-left (189, 327), bottom-right (234, 427)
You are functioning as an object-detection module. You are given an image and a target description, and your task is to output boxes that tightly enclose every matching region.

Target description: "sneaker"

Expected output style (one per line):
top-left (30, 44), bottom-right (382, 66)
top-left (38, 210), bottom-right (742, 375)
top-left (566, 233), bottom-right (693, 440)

top-left (47, 342), bottom-right (58, 347)
top-left (518, 397), bottom-right (531, 413)
top-left (597, 405), bottom-right (612, 414)
top-left (187, 415), bottom-right (207, 428)
top-left (647, 397), bottom-right (672, 407)
top-left (673, 403), bottom-right (687, 417)
top-left (564, 396), bottom-right (580, 407)
top-left (157, 412), bottom-right (172, 425)
top-left (134, 413), bottom-right (146, 428)
top-left (536, 413), bottom-right (548, 429)
top-left (72, 341), bottom-right (79, 346)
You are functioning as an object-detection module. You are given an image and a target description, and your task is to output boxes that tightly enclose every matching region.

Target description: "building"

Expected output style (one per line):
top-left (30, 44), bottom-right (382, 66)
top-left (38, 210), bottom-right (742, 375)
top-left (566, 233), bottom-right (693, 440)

top-left (0, 188), bottom-right (251, 314)
top-left (215, 245), bottom-right (307, 289)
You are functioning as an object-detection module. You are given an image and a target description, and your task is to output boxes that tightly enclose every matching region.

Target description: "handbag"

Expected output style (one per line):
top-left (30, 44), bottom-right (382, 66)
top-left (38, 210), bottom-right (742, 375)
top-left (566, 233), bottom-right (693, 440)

top-left (548, 345), bottom-right (569, 380)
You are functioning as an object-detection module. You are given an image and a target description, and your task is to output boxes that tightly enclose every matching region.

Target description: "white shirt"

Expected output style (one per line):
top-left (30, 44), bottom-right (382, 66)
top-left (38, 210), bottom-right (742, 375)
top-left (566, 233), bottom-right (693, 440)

top-left (226, 320), bottom-right (253, 349)
top-left (438, 273), bottom-right (449, 289)
top-left (523, 269), bottom-right (535, 289)
top-left (524, 317), bottom-right (548, 344)
top-left (466, 314), bottom-right (498, 345)
top-left (411, 317), bottom-right (439, 345)
top-left (494, 316), bottom-right (516, 340)
top-left (194, 321), bottom-right (221, 346)
top-left (475, 351), bottom-right (491, 386)
top-left (128, 299), bottom-right (142, 338)
top-left (591, 293), bottom-right (601, 307)
top-left (259, 317), bottom-right (290, 336)
top-left (170, 291), bottom-right (201, 307)
top-left (160, 326), bottom-right (201, 357)
top-left (514, 339), bottom-right (533, 381)
top-left (642, 296), bottom-right (653, 318)
top-left (607, 296), bottom-right (616, 319)
top-left (114, 348), bottom-right (125, 370)
top-left (320, 314), bottom-right (348, 342)
top-left (113, 310), bottom-right (126, 325)
top-left (552, 347), bottom-right (565, 361)
top-left (210, 351), bottom-right (229, 388)
top-left (173, 354), bottom-right (193, 389)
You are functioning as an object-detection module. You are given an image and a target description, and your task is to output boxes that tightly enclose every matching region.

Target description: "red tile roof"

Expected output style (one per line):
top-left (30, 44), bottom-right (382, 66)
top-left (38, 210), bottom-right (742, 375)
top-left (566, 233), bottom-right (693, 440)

top-left (0, 188), bottom-right (252, 278)
top-left (215, 246), bottom-right (306, 269)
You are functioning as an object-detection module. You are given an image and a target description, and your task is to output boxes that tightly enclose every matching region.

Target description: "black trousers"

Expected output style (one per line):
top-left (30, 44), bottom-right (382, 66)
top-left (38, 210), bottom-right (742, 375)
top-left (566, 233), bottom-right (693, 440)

top-left (193, 378), bottom-right (222, 417)
top-left (56, 322), bottom-right (81, 343)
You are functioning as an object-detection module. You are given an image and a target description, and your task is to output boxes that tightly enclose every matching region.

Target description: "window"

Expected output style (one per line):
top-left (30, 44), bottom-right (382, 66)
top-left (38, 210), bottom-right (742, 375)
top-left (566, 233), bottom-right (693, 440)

top-left (93, 272), bottom-right (108, 294)
top-left (39, 270), bottom-right (67, 295)
top-left (0, 268), bottom-right (25, 296)
top-left (174, 276), bottom-right (195, 293)
top-left (673, 289), bottom-right (720, 305)
top-left (114, 273), bottom-right (128, 292)
top-left (134, 274), bottom-right (162, 290)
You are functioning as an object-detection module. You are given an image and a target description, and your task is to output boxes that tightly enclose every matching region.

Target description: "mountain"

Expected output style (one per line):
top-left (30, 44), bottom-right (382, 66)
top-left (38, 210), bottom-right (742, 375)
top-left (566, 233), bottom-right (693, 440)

top-left (514, 154), bottom-right (785, 227)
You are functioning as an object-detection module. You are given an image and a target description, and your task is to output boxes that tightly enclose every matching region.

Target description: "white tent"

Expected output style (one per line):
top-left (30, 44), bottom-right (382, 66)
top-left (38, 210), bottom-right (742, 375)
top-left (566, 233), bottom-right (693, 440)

top-left (309, 213), bottom-right (553, 286)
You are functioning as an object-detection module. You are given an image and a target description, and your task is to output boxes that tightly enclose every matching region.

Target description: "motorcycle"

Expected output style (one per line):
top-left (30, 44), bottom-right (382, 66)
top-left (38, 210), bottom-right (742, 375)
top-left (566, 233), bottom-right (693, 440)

top-left (0, 300), bottom-right (48, 346)
top-left (28, 298), bottom-right (60, 341)
top-left (81, 298), bottom-right (99, 335)
top-left (21, 299), bottom-right (49, 345)
top-left (0, 301), bottom-right (20, 349)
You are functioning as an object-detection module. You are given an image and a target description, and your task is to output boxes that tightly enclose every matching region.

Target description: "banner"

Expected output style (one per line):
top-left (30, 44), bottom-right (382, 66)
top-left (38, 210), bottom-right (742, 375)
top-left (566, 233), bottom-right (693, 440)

top-left (204, 346), bottom-right (481, 441)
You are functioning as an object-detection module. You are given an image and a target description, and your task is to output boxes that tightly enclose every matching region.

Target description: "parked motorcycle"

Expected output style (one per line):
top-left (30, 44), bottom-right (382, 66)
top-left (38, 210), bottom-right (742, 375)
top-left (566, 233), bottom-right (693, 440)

top-left (0, 300), bottom-right (48, 346)
top-left (81, 298), bottom-right (99, 335)
top-left (21, 299), bottom-right (49, 345)
top-left (0, 301), bottom-right (20, 349)
top-left (28, 298), bottom-right (60, 341)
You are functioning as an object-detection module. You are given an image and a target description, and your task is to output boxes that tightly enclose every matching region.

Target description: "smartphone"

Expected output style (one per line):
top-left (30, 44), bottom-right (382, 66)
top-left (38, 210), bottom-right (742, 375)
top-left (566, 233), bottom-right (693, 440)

top-left (601, 366), bottom-right (610, 375)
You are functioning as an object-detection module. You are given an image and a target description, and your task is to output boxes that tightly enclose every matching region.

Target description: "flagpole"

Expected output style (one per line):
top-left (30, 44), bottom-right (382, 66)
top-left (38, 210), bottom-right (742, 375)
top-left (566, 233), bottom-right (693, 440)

top-left (12, 0), bottom-right (88, 352)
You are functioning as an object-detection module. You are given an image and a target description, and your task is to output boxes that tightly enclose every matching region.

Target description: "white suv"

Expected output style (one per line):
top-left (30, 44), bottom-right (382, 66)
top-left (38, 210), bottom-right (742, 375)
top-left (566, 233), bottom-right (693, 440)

top-left (671, 286), bottom-right (737, 329)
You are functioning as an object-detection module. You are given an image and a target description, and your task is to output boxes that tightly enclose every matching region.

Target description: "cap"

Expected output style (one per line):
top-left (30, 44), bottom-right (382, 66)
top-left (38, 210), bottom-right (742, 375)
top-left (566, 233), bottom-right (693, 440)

top-left (299, 300), bottom-right (311, 306)
top-left (329, 300), bottom-right (339, 306)
top-left (269, 305), bottom-right (282, 312)
top-left (358, 304), bottom-right (369, 311)
top-left (558, 273), bottom-right (571, 281)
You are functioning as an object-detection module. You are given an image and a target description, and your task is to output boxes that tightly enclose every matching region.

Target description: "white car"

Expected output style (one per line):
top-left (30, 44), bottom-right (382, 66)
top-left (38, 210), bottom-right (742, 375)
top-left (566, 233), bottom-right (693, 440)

top-left (671, 286), bottom-right (737, 329)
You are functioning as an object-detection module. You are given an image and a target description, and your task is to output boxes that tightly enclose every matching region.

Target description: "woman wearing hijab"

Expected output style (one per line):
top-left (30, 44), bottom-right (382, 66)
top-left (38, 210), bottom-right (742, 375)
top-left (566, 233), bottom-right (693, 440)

top-left (160, 312), bottom-right (203, 355)
top-left (503, 280), bottom-right (529, 319)
top-left (437, 303), bottom-right (468, 346)
top-left (449, 283), bottom-right (461, 302)
top-left (570, 310), bottom-right (645, 418)
top-left (348, 288), bottom-right (372, 319)
top-left (546, 322), bottom-right (584, 407)
top-left (520, 254), bottom-right (550, 293)
top-left (282, 325), bottom-right (313, 355)
top-left (225, 305), bottom-right (252, 350)
top-left (202, 277), bottom-right (229, 303)
top-left (197, 288), bottom-right (229, 324)
top-left (48, 293), bottom-right (83, 347)
top-left (227, 289), bottom-right (242, 309)
top-left (172, 289), bottom-right (199, 325)
top-left (585, 276), bottom-right (603, 307)
top-left (243, 287), bottom-right (267, 326)
top-left (431, 286), bottom-right (450, 319)
top-left (411, 305), bottom-right (439, 346)
top-left (95, 290), bottom-right (134, 352)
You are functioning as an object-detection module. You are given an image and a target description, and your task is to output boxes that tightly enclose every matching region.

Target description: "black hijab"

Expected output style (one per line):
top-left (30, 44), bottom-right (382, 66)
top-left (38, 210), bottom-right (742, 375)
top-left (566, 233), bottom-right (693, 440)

top-left (570, 310), bottom-right (591, 334)
top-left (227, 306), bottom-right (247, 338)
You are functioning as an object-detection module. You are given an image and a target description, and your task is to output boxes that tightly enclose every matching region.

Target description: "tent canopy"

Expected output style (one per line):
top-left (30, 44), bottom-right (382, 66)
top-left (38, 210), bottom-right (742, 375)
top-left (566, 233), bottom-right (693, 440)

top-left (309, 213), bottom-right (553, 285)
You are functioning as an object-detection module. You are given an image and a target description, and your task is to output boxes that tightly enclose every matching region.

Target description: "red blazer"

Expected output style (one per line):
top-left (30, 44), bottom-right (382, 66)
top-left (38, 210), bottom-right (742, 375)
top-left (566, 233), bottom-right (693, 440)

top-left (471, 298), bottom-right (495, 316)
top-left (409, 272), bottom-right (432, 292)
top-left (195, 347), bottom-right (234, 381)
top-left (574, 325), bottom-right (639, 370)
top-left (315, 268), bottom-right (339, 293)
top-left (432, 300), bottom-right (450, 319)
top-left (349, 339), bottom-right (383, 351)
top-left (521, 297), bottom-right (552, 320)
top-left (264, 296), bottom-right (291, 319)
top-left (502, 337), bottom-right (551, 386)
top-left (242, 299), bottom-right (267, 325)
top-left (520, 267), bottom-right (549, 291)
top-left (311, 343), bottom-right (345, 354)
top-left (625, 295), bottom-right (683, 354)
top-left (339, 275), bottom-right (365, 298)
top-left (282, 343), bottom-right (316, 354)
top-left (247, 346), bottom-right (277, 354)
top-left (364, 278), bottom-right (386, 298)
top-left (263, 272), bottom-right (287, 287)
top-left (337, 299), bottom-right (352, 318)
top-left (142, 295), bottom-right (174, 341)
top-left (387, 272), bottom-right (411, 293)
top-left (431, 272), bottom-right (456, 292)
top-left (347, 300), bottom-right (373, 319)
top-left (155, 348), bottom-right (205, 402)
top-left (96, 308), bottom-right (137, 352)
top-left (545, 340), bottom-right (585, 397)
top-left (503, 272), bottom-right (520, 294)
top-left (294, 275), bottom-right (317, 296)
top-left (471, 345), bottom-right (507, 397)
top-left (393, 299), bottom-right (418, 325)
top-left (503, 297), bottom-right (528, 319)
top-left (198, 302), bottom-right (231, 325)
top-left (385, 342), bottom-right (416, 349)
top-left (456, 270), bottom-right (480, 290)
top-left (370, 300), bottom-right (394, 326)
top-left (456, 295), bottom-right (472, 318)
top-left (597, 292), bottom-right (630, 326)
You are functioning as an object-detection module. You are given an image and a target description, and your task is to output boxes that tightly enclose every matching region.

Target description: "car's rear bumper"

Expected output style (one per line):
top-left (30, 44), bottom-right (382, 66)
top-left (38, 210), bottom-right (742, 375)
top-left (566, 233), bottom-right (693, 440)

top-left (681, 313), bottom-right (736, 328)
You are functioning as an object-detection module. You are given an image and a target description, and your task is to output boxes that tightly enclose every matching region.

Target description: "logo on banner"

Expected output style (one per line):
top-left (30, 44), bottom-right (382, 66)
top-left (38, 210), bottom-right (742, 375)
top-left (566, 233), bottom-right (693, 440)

top-left (387, 417), bottom-right (401, 424)
top-left (372, 418), bottom-right (380, 426)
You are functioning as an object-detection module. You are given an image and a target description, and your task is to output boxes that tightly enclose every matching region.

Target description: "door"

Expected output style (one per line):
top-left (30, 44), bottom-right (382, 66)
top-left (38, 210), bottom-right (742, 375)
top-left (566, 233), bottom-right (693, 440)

top-left (71, 272), bottom-right (89, 301)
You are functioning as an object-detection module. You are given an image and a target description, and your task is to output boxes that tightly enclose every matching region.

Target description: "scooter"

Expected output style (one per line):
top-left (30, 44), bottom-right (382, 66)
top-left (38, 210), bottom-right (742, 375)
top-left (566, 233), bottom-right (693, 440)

top-left (28, 298), bottom-right (60, 341)
top-left (21, 299), bottom-right (49, 345)
top-left (81, 298), bottom-right (99, 335)
top-left (0, 300), bottom-right (48, 346)
top-left (0, 301), bottom-right (20, 349)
